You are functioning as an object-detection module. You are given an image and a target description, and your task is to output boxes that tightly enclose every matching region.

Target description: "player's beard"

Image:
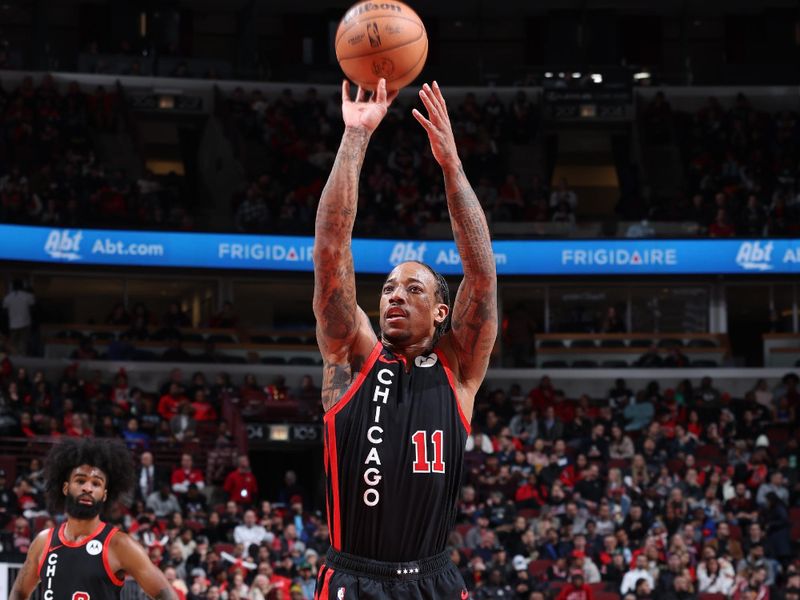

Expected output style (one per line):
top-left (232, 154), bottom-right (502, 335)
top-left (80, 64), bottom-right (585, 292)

top-left (65, 493), bottom-right (105, 519)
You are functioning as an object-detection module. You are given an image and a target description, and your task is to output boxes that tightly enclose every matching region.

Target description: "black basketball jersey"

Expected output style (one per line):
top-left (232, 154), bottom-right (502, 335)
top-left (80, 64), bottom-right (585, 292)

top-left (323, 341), bottom-right (470, 562)
top-left (37, 521), bottom-right (124, 600)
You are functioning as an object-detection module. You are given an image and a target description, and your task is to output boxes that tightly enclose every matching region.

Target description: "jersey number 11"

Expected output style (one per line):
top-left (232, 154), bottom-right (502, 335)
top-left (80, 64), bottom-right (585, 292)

top-left (411, 430), bottom-right (446, 473)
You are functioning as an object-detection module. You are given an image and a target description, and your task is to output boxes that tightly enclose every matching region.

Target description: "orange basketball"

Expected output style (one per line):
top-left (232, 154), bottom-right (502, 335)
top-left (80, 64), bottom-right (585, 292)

top-left (335, 1), bottom-right (428, 92)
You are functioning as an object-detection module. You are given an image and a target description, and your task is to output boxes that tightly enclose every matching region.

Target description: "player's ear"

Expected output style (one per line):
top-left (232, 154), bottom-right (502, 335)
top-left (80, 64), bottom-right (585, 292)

top-left (434, 303), bottom-right (449, 326)
top-left (62, 482), bottom-right (68, 496)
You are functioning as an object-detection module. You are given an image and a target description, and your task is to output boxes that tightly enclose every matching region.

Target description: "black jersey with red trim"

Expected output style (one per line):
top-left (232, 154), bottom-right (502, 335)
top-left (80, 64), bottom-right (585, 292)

top-left (323, 341), bottom-right (470, 562)
top-left (37, 521), bottom-right (124, 600)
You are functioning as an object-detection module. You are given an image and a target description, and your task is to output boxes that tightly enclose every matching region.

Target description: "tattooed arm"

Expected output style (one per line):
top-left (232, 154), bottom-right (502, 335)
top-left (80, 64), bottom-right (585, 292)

top-left (314, 79), bottom-right (396, 411)
top-left (8, 529), bottom-right (47, 600)
top-left (111, 532), bottom-right (176, 600)
top-left (413, 82), bottom-right (498, 408)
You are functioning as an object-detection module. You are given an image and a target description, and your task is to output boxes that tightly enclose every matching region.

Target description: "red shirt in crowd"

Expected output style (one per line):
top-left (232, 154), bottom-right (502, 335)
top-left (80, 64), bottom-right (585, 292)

top-left (223, 469), bottom-right (259, 504)
top-left (191, 401), bottom-right (218, 422)
top-left (171, 467), bottom-right (205, 490)
top-left (556, 584), bottom-right (594, 600)
top-left (158, 394), bottom-right (182, 420)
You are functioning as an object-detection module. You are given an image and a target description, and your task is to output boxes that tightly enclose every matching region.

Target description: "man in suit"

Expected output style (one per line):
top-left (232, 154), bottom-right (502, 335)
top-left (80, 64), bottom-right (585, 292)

top-left (136, 451), bottom-right (167, 501)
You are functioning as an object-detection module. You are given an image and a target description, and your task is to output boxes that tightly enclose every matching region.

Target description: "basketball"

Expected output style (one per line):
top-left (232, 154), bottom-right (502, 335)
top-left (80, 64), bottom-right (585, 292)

top-left (335, 1), bottom-right (428, 91)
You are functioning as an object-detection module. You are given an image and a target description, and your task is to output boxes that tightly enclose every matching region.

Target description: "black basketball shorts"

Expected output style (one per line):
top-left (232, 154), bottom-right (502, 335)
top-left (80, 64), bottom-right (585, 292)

top-left (314, 547), bottom-right (470, 600)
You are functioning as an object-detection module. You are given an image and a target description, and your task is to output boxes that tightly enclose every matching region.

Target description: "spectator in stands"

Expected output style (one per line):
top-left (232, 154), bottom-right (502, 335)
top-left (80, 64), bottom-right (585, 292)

top-left (636, 345), bottom-right (663, 368)
top-left (3, 279), bottom-right (35, 355)
top-left (172, 453), bottom-right (206, 496)
top-left (209, 301), bottom-right (238, 329)
top-left (555, 569), bottom-right (593, 600)
top-left (550, 178), bottom-right (578, 213)
top-left (539, 405), bottom-right (565, 442)
top-left (136, 450), bottom-right (167, 501)
top-left (509, 407), bottom-right (538, 443)
top-left (663, 347), bottom-right (690, 368)
top-left (599, 306), bottom-right (626, 333)
top-left (146, 482), bottom-right (182, 518)
top-left (105, 301), bottom-right (131, 325)
top-left (224, 454), bottom-right (258, 506)
top-left (71, 336), bottom-right (99, 360)
top-left (170, 403), bottom-right (197, 442)
top-left (620, 555), bottom-right (655, 595)
top-left (159, 381), bottom-right (188, 420)
top-left (624, 393), bottom-right (655, 432)
top-left (233, 509), bottom-right (271, 557)
top-left (122, 417), bottom-right (150, 450)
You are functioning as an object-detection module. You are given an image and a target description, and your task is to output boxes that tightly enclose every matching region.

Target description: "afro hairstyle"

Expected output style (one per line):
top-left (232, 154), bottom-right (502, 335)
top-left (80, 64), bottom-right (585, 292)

top-left (43, 437), bottom-right (135, 516)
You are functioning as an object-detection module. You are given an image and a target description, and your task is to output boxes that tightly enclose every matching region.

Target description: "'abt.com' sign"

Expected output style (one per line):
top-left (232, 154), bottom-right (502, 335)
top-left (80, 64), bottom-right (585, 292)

top-left (1, 224), bottom-right (798, 276)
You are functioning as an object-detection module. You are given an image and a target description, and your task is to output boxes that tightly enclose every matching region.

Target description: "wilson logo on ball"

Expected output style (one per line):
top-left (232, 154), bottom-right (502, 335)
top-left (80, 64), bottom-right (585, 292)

top-left (343, 2), bottom-right (402, 23)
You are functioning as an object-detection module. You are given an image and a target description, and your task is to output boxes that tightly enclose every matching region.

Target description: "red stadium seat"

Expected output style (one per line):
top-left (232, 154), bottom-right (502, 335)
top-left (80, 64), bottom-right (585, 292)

top-left (698, 594), bottom-right (727, 600)
top-left (518, 508), bottom-right (540, 520)
top-left (695, 445), bottom-right (722, 461)
top-left (32, 515), bottom-right (51, 534)
top-left (594, 592), bottom-right (620, 600)
top-left (790, 507), bottom-right (800, 523)
top-left (528, 559), bottom-right (552, 577)
top-left (214, 542), bottom-right (235, 555)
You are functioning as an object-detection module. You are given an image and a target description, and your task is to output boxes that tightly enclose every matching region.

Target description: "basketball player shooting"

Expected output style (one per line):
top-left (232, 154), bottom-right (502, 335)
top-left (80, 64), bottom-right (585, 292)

top-left (312, 77), bottom-right (497, 599)
top-left (10, 438), bottom-right (177, 600)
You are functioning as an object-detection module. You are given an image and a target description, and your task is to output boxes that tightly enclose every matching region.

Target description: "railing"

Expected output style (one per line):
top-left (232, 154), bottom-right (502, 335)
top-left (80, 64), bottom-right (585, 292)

top-left (1, 561), bottom-right (147, 600)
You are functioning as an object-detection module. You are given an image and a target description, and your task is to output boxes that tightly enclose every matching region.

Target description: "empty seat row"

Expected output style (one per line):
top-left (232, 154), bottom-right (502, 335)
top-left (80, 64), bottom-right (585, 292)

top-left (538, 338), bottom-right (718, 349)
top-left (540, 359), bottom-right (719, 369)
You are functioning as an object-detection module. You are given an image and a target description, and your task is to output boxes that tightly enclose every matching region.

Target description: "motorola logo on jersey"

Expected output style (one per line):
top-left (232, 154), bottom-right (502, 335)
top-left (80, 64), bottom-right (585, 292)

top-left (414, 353), bottom-right (438, 368)
top-left (86, 540), bottom-right (103, 556)
top-left (362, 366), bottom-right (395, 507)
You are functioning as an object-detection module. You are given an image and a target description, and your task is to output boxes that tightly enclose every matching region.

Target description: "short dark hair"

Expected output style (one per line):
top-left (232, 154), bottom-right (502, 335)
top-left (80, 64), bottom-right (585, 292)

top-left (412, 261), bottom-right (451, 339)
top-left (43, 438), bottom-right (135, 516)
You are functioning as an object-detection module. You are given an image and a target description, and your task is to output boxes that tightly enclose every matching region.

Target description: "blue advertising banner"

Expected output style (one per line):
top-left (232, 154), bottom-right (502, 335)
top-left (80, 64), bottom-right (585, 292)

top-left (0, 224), bottom-right (798, 276)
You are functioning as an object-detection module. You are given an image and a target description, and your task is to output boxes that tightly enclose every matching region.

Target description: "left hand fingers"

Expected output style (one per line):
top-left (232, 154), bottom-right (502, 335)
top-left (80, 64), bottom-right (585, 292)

top-left (419, 85), bottom-right (443, 124)
top-left (431, 81), bottom-right (449, 117)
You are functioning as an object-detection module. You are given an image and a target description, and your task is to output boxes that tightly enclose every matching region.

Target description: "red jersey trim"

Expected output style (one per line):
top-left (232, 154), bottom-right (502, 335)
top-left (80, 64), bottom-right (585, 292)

top-left (434, 348), bottom-right (471, 434)
top-left (326, 417), bottom-right (342, 550)
top-left (323, 340), bottom-right (383, 419)
top-left (36, 527), bottom-right (55, 577)
top-left (58, 520), bottom-right (106, 547)
top-left (102, 527), bottom-right (125, 586)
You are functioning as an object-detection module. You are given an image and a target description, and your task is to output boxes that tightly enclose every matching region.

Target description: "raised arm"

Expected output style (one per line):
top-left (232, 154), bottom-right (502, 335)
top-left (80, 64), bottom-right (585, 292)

top-left (413, 82), bottom-right (498, 393)
top-left (313, 79), bottom-right (397, 411)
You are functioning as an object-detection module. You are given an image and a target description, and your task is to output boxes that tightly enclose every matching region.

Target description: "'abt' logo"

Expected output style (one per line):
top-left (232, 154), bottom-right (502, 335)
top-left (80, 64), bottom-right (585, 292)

top-left (735, 241), bottom-right (773, 271)
top-left (44, 229), bottom-right (83, 261)
top-left (389, 242), bottom-right (426, 265)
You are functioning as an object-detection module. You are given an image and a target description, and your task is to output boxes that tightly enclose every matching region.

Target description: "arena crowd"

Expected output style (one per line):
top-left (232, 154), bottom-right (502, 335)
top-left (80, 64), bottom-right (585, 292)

top-left (0, 341), bottom-right (798, 599)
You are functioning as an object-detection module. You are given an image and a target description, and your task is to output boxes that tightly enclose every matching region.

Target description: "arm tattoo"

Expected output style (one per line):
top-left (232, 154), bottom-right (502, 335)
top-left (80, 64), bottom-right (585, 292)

top-left (313, 128), bottom-right (370, 343)
top-left (153, 587), bottom-right (178, 600)
top-left (321, 353), bottom-right (365, 412)
top-left (443, 163), bottom-right (498, 375)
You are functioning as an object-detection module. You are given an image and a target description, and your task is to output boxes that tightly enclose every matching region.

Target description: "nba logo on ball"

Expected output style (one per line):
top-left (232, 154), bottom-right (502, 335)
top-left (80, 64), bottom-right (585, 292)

top-left (337, 587), bottom-right (346, 599)
top-left (86, 540), bottom-right (103, 556)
